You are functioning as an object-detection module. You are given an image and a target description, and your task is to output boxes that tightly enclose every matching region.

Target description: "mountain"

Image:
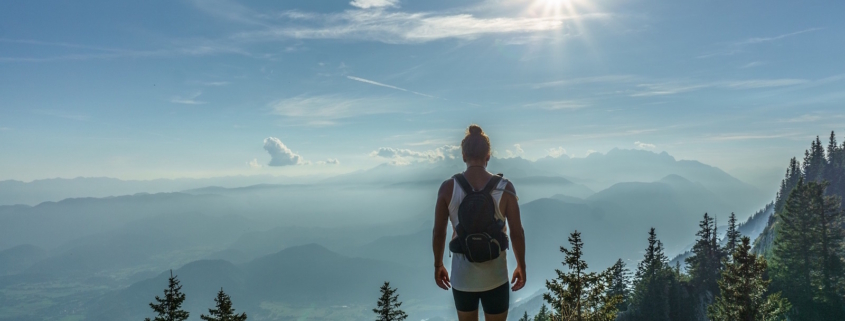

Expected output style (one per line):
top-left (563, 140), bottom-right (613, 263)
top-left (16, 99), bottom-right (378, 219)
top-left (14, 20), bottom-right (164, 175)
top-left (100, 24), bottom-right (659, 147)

top-left (88, 244), bottom-right (449, 321)
top-left (0, 175), bottom-right (311, 206)
top-left (535, 149), bottom-right (769, 215)
top-left (0, 244), bottom-right (46, 276)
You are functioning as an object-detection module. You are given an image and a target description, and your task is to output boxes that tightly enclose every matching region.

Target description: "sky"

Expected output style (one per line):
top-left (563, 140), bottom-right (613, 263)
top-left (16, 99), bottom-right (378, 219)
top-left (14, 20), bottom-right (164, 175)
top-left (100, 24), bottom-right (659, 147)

top-left (1, 0), bottom-right (844, 189)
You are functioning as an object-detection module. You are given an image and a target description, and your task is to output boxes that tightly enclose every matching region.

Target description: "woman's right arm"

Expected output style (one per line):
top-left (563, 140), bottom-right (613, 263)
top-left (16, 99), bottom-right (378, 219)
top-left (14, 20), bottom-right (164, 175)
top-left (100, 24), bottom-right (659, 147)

top-left (432, 179), bottom-right (452, 290)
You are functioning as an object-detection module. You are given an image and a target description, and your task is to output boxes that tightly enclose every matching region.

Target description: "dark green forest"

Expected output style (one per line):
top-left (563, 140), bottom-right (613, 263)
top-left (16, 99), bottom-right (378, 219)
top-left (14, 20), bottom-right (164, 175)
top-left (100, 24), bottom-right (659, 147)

top-left (142, 132), bottom-right (845, 321)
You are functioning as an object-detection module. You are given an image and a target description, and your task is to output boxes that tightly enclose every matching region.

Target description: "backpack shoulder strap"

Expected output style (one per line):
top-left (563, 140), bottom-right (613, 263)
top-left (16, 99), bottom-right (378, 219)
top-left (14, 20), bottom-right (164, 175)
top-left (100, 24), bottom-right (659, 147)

top-left (482, 175), bottom-right (503, 194)
top-left (452, 173), bottom-right (474, 193)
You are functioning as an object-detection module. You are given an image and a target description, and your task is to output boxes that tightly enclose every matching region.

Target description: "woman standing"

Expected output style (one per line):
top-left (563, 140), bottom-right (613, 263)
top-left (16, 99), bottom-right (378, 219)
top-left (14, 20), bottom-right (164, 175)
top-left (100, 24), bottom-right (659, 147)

top-left (432, 125), bottom-right (526, 321)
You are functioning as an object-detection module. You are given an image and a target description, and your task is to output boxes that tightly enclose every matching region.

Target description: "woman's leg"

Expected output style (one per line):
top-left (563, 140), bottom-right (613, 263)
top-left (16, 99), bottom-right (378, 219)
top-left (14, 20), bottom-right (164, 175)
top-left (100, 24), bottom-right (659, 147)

top-left (479, 283), bottom-right (510, 321)
top-left (457, 310), bottom-right (479, 321)
top-left (484, 311), bottom-right (508, 321)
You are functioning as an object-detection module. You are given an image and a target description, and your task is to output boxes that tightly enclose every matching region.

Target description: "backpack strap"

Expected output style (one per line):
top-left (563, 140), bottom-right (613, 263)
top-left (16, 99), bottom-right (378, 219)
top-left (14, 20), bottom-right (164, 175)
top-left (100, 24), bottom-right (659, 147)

top-left (482, 176), bottom-right (503, 194)
top-left (452, 173), bottom-right (475, 193)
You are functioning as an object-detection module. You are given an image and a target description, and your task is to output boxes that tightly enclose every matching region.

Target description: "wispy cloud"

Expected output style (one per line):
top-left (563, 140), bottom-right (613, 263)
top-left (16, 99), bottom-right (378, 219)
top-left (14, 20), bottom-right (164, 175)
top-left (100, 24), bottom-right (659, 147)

top-left (0, 127), bottom-right (11, 131)
top-left (531, 75), bottom-right (635, 89)
top-left (34, 110), bottom-right (90, 121)
top-left (350, 0), bottom-right (399, 9)
top-left (170, 92), bottom-right (207, 105)
top-left (706, 133), bottom-right (799, 141)
top-left (230, 9), bottom-right (605, 44)
top-left (347, 76), bottom-right (435, 98)
top-left (269, 95), bottom-right (401, 125)
top-left (522, 100), bottom-right (589, 110)
top-left (635, 141), bottom-right (656, 149)
top-left (0, 38), bottom-right (251, 63)
top-left (630, 78), bottom-right (808, 97)
top-left (740, 61), bottom-right (766, 69)
top-left (734, 28), bottom-right (823, 45)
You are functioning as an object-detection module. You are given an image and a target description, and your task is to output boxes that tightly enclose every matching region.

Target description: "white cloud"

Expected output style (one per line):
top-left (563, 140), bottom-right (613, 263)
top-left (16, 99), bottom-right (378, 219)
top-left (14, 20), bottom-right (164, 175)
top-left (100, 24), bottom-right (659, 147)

top-left (734, 28), bottom-right (823, 45)
top-left (531, 75), bottom-right (635, 89)
top-left (247, 158), bottom-right (262, 169)
top-left (630, 78), bottom-right (808, 97)
top-left (740, 61), bottom-right (766, 69)
top-left (635, 141), bottom-right (656, 149)
top-left (586, 149), bottom-right (597, 156)
top-left (347, 76), bottom-right (435, 98)
top-left (522, 100), bottom-right (589, 110)
top-left (232, 9), bottom-right (602, 44)
top-left (171, 92), bottom-right (206, 105)
top-left (547, 146), bottom-right (567, 158)
top-left (263, 137), bottom-right (307, 166)
top-left (269, 95), bottom-right (399, 125)
top-left (370, 145), bottom-right (461, 165)
top-left (350, 0), bottom-right (399, 9)
top-left (505, 144), bottom-right (525, 158)
top-left (317, 158), bottom-right (341, 165)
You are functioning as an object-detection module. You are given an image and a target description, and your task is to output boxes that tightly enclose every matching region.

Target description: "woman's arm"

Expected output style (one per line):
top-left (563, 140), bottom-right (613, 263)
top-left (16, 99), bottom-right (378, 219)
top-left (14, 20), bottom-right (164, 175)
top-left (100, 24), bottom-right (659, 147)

top-left (432, 179), bottom-right (452, 290)
top-left (502, 181), bottom-right (526, 291)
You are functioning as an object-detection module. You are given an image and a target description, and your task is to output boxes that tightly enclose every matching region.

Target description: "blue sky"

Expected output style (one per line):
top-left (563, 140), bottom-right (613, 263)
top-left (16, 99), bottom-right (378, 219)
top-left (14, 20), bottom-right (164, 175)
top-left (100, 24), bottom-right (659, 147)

top-left (1, 0), bottom-right (844, 188)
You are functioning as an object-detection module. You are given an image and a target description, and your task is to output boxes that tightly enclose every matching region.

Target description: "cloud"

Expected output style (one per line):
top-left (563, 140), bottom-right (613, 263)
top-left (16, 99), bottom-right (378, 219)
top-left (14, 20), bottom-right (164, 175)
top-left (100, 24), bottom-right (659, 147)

top-left (586, 150), bottom-right (597, 156)
top-left (505, 144), bottom-right (525, 158)
top-left (347, 76), bottom-right (435, 98)
top-left (531, 75), bottom-right (635, 89)
top-left (522, 100), bottom-right (589, 110)
top-left (350, 0), bottom-right (399, 9)
top-left (247, 158), bottom-right (262, 169)
top-left (269, 95), bottom-right (399, 125)
top-left (370, 145), bottom-right (461, 164)
top-left (630, 78), bottom-right (808, 97)
top-left (171, 92), bottom-right (206, 105)
top-left (317, 158), bottom-right (341, 165)
top-left (231, 9), bottom-right (603, 44)
top-left (734, 28), bottom-right (823, 45)
top-left (547, 146), bottom-right (567, 158)
top-left (0, 127), bottom-right (10, 131)
top-left (740, 61), bottom-right (766, 69)
top-left (635, 141), bottom-right (656, 149)
top-left (263, 137), bottom-right (307, 166)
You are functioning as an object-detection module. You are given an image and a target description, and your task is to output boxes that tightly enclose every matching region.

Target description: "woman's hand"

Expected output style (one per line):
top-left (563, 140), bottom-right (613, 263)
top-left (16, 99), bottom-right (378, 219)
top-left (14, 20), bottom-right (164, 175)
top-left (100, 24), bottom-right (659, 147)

top-left (511, 265), bottom-right (526, 291)
top-left (435, 265), bottom-right (451, 290)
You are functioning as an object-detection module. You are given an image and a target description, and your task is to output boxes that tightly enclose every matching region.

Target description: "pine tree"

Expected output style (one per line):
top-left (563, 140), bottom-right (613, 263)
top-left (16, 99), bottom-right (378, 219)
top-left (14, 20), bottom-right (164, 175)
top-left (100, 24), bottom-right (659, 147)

top-left (725, 212), bottom-right (741, 259)
top-left (807, 181), bottom-right (845, 319)
top-left (629, 228), bottom-right (672, 321)
top-left (606, 259), bottom-right (631, 312)
top-left (708, 237), bottom-right (791, 321)
top-left (544, 231), bottom-right (621, 321)
top-left (519, 311), bottom-right (531, 321)
top-left (685, 213), bottom-right (723, 299)
top-left (200, 288), bottom-right (247, 321)
top-left (534, 304), bottom-right (551, 321)
top-left (373, 282), bottom-right (407, 321)
top-left (145, 270), bottom-right (190, 321)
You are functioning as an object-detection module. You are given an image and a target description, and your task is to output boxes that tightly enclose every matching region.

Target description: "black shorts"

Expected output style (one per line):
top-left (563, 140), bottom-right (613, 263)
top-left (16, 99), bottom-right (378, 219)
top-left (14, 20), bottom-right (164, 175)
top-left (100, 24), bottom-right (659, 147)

top-left (452, 282), bottom-right (510, 314)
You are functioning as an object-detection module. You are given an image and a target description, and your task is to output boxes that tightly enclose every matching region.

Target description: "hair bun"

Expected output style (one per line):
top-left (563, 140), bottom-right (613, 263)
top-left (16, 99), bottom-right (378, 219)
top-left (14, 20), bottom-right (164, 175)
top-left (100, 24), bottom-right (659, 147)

top-left (467, 124), bottom-right (484, 136)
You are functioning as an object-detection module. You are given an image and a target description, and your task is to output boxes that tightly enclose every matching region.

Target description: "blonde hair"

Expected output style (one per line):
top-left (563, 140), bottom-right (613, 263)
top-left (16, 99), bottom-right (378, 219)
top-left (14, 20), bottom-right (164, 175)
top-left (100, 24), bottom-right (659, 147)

top-left (461, 124), bottom-right (491, 161)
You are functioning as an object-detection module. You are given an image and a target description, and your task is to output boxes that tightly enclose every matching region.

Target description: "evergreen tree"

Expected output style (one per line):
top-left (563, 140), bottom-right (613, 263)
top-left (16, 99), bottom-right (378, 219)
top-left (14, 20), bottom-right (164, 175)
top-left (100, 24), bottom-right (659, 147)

top-left (771, 178), bottom-right (816, 320)
top-left (373, 282), bottom-right (407, 321)
top-left (534, 304), bottom-right (551, 321)
top-left (808, 181), bottom-right (845, 319)
top-left (606, 259), bottom-right (631, 312)
top-left (544, 231), bottom-right (621, 321)
top-left (200, 288), bottom-right (247, 321)
top-left (685, 213), bottom-right (723, 299)
top-left (519, 311), bottom-right (531, 321)
top-left (725, 212), bottom-right (741, 259)
top-left (629, 228), bottom-right (672, 321)
top-left (708, 237), bottom-right (791, 321)
top-left (774, 158), bottom-right (802, 214)
top-left (145, 270), bottom-right (190, 321)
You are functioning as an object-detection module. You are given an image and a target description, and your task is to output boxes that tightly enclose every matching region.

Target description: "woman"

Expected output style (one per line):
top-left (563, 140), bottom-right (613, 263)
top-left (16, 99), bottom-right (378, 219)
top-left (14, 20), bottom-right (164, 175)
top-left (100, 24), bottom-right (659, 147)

top-left (432, 124), bottom-right (526, 321)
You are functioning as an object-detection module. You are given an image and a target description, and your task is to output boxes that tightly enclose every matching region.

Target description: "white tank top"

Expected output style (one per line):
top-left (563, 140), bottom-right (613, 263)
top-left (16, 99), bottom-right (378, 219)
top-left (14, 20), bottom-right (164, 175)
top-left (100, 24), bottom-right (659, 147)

top-left (449, 176), bottom-right (510, 292)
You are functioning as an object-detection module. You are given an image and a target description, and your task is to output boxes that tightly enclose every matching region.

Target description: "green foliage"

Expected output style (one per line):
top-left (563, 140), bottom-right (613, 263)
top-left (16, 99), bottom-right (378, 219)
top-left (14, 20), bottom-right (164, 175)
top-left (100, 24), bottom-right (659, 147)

top-left (725, 212), bottom-right (741, 259)
top-left (145, 270), bottom-right (190, 321)
top-left (373, 282), bottom-right (407, 321)
top-left (771, 178), bottom-right (845, 320)
top-left (200, 288), bottom-right (247, 321)
top-left (606, 259), bottom-right (630, 312)
top-left (685, 212), bottom-right (724, 300)
top-left (628, 228), bottom-right (697, 321)
top-left (534, 304), bottom-right (551, 321)
top-left (543, 231), bottom-right (621, 321)
top-left (708, 237), bottom-right (791, 321)
top-left (518, 311), bottom-right (531, 321)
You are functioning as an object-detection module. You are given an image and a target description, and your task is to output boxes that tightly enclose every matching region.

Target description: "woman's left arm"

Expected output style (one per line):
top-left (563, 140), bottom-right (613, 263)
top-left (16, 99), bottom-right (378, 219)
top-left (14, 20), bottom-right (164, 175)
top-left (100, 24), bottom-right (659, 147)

top-left (502, 181), bottom-right (526, 291)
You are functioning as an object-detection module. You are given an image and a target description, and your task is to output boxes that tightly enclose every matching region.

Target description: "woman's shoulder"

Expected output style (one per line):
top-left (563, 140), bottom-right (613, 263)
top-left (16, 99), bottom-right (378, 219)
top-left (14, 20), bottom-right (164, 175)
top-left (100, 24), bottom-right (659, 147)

top-left (437, 178), bottom-right (454, 199)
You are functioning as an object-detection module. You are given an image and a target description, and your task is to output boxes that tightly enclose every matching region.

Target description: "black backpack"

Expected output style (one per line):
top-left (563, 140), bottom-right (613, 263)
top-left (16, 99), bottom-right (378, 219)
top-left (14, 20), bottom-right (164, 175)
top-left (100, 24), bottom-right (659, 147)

top-left (449, 173), bottom-right (509, 263)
